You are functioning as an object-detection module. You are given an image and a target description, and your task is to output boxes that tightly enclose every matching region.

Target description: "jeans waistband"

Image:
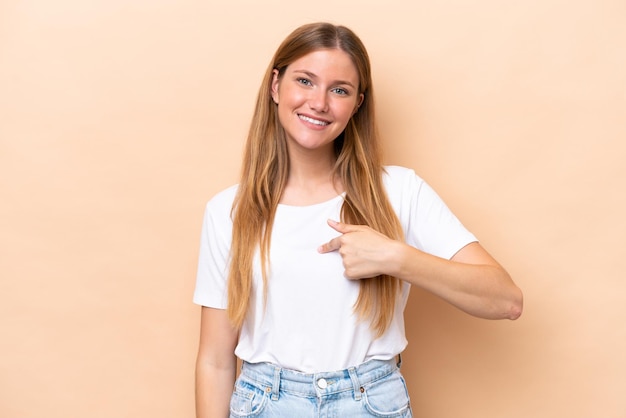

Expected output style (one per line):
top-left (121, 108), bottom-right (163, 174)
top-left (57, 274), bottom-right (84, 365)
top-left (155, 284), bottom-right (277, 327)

top-left (239, 356), bottom-right (401, 400)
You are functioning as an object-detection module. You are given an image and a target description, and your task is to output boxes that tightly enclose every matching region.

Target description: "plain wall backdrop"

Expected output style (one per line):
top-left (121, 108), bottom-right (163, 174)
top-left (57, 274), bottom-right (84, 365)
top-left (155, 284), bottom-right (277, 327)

top-left (1, 0), bottom-right (625, 417)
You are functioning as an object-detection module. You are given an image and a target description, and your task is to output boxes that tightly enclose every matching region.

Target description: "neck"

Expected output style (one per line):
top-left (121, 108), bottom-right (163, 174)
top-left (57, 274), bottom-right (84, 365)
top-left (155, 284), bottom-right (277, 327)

top-left (280, 145), bottom-right (343, 205)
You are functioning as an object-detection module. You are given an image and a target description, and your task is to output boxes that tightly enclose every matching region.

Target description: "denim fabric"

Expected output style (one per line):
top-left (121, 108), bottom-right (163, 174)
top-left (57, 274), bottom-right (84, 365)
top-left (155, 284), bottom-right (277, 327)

top-left (229, 357), bottom-right (413, 417)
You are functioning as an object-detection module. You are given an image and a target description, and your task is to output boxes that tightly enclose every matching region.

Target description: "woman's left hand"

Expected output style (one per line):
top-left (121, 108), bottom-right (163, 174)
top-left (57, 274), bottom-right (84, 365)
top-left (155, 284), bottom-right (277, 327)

top-left (318, 220), bottom-right (523, 320)
top-left (317, 219), bottom-right (397, 279)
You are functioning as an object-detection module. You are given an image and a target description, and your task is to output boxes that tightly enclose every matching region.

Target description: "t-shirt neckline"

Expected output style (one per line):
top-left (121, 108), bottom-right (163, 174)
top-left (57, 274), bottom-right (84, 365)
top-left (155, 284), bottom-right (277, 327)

top-left (277, 192), bottom-right (345, 209)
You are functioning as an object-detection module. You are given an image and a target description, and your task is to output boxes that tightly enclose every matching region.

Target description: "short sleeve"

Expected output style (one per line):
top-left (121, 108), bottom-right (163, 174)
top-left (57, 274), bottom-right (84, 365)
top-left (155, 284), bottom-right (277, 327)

top-left (384, 166), bottom-right (477, 260)
top-left (192, 185), bottom-right (238, 308)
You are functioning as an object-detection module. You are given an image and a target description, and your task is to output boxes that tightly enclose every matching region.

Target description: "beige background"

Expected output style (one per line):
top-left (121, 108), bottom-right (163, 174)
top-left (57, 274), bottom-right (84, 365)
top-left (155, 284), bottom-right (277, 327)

top-left (1, 0), bottom-right (624, 417)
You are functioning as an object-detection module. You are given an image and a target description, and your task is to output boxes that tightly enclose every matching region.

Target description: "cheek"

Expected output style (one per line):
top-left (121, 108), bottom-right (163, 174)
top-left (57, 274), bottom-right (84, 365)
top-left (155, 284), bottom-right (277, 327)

top-left (278, 85), bottom-right (305, 106)
top-left (335, 102), bottom-right (358, 121)
top-left (275, 98), bottom-right (298, 127)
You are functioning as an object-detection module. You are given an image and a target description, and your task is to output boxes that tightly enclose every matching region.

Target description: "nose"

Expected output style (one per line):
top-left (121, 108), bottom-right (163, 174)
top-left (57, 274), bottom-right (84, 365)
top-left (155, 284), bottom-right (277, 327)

top-left (308, 88), bottom-right (329, 113)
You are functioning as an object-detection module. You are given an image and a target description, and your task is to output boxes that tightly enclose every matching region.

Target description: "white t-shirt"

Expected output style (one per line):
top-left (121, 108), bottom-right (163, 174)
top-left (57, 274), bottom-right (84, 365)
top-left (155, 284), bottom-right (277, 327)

top-left (193, 166), bottom-right (476, 373)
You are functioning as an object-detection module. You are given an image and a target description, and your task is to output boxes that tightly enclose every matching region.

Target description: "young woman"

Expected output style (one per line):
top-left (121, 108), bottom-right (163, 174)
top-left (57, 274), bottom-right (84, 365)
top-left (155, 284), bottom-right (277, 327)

top-left (194, 22), bottom-right (522, 418)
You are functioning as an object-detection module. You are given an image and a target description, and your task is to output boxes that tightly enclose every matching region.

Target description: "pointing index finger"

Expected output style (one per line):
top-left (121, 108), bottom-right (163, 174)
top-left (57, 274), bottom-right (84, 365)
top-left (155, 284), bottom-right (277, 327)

top-left (327, 219), bottom-right (350, 233)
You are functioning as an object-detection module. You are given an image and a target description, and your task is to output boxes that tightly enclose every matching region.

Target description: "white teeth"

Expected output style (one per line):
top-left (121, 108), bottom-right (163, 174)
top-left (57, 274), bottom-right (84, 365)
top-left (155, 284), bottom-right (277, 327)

top-left (299, 114), bottom-right (329, 126)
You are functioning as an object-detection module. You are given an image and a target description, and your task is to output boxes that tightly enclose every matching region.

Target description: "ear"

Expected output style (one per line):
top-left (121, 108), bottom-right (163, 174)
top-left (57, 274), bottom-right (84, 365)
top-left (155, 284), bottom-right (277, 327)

top-left (354, 93), bottom-right (364, 114)
top-left (270, 69), bottom-right (280, 104)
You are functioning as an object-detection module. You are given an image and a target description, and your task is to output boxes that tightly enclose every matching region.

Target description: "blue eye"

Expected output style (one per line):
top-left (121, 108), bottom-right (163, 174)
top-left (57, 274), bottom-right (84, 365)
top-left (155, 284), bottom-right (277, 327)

top-left (332, 87), bottom-right (348, 95)
top-left (297, 78), bottom-right (312, 86)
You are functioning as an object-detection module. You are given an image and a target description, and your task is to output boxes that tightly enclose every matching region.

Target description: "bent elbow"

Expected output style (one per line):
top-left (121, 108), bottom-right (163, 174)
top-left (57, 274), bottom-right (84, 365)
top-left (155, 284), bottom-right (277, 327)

top-left (506, 288), bottom-right (523, 320)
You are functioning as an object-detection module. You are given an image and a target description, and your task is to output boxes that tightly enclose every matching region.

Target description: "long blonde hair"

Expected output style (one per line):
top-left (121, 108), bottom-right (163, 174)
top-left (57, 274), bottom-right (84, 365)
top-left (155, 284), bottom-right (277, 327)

top-left (228, 22), bottom-right (404, 337)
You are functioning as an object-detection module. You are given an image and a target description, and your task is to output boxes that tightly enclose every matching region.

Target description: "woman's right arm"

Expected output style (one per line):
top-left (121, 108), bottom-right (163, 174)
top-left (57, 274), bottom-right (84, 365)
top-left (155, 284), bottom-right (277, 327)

top-left (195, 306), bottom-right (238, 418)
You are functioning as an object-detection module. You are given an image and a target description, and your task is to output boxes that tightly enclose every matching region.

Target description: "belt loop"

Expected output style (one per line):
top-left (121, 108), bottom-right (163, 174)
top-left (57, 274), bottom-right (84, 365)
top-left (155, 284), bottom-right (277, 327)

top-left (397, 353), bottom-right (402, 368)
top-left (348, 367), bottom-right (362, 401)
top-left (271, 366), bottom-right (280, 401)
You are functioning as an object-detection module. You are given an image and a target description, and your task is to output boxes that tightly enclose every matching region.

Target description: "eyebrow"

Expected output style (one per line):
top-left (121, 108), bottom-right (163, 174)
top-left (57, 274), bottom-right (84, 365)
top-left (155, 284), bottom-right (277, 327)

top-left (293, 70), bottom-right (357, 89)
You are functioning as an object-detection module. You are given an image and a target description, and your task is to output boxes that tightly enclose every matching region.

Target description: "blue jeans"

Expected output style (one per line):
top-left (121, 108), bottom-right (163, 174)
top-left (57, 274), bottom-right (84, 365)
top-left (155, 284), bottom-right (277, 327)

top-left (230, 357), bottom-right (413, 417)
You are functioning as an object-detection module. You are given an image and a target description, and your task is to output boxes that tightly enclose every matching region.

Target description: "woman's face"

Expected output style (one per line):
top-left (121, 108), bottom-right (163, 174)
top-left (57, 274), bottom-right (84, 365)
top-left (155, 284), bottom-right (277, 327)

top-left (271, 49), bottom-right (363, 156)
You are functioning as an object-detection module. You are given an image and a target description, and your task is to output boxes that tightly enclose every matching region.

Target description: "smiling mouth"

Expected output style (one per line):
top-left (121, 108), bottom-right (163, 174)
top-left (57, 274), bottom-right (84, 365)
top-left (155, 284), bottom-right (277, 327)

top-left (298, 114), bottom-right (330, 126)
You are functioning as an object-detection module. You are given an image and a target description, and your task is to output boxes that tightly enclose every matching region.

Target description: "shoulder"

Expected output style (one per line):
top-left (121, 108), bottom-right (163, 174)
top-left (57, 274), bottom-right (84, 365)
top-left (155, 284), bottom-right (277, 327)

top-left (382, 165), bottom-right (425, 194)
top-left (204, 184), bottom-right (239, 219)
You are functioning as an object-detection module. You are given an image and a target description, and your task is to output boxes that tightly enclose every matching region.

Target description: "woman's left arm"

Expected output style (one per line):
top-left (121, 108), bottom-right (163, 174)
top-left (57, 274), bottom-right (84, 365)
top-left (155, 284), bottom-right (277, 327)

top-left (318, 220), bottom-right (523, 320)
